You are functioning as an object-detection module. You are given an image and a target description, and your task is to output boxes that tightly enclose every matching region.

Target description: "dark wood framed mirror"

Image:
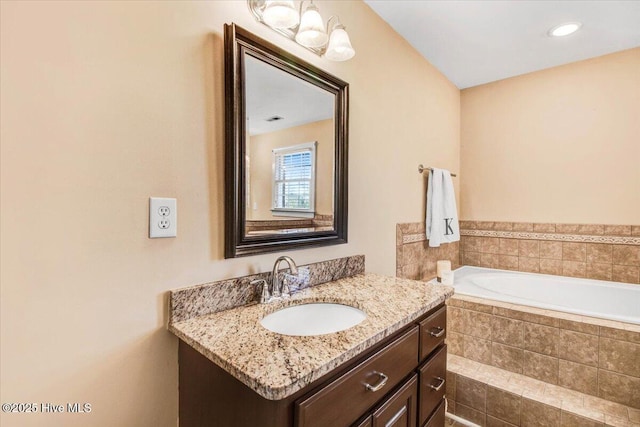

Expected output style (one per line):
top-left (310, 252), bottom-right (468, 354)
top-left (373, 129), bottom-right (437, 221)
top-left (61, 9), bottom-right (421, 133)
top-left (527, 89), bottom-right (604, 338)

top-left (224, 23), bottom-right (348, 258)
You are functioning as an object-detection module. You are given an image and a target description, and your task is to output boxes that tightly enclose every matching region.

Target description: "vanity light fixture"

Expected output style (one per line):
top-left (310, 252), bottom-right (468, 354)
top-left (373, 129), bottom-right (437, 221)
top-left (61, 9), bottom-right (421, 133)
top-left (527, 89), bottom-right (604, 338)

top-left (262, 1), bottom-right (299, 29)
top-left (296, 1), bottom-right (328, 48)
top-left (324, 18), bottom-right (355, 61)
top-left (548, 22), bottom-right (582, 37)
top-left (248, 0), bottom-right (356, 61)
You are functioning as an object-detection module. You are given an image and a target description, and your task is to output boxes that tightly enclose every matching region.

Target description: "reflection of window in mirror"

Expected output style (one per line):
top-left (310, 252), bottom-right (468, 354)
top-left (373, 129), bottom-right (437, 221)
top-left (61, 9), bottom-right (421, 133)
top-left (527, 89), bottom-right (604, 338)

top-left (272, 142), bottom-right (317, 218)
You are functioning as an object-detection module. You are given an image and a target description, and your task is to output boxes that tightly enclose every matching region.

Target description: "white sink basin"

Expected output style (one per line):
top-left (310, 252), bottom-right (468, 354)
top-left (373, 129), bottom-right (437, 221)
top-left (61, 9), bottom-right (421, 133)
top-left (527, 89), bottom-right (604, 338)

top-left (260, 303), bottom-right (366, 336)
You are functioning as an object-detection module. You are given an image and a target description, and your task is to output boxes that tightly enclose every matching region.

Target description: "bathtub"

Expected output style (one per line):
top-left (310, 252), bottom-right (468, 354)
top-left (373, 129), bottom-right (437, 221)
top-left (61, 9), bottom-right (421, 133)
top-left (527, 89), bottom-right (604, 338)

top-left (452, 266), bottom-right (640, 325)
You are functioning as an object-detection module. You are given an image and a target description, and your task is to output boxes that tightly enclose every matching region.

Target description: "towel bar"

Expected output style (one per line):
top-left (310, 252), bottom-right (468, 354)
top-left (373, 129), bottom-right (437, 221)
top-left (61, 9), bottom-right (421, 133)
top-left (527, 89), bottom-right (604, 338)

top-left (418, 164), bottom-right (457, 177)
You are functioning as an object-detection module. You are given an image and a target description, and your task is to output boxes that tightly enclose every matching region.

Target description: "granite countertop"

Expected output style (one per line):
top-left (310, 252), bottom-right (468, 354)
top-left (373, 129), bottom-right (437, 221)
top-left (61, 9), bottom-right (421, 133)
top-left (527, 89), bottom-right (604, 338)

top-left (169, 273), bottom-right (454, 400)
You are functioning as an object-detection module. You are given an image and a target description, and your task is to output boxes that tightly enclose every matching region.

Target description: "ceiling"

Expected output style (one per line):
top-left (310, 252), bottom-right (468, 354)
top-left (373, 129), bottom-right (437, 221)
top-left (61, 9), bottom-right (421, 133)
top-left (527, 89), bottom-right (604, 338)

top-left (245, 54), bottom-right (333, 136)
top-left (364, 0), bottom-right (640, 89)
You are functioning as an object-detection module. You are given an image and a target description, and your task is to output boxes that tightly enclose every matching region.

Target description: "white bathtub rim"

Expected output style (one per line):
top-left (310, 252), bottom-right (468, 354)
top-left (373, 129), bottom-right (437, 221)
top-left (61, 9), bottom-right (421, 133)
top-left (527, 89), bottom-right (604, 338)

top-left (452, 266), bottom-right (640, 325)
top-left (455, 265), bottom-right (640, 290)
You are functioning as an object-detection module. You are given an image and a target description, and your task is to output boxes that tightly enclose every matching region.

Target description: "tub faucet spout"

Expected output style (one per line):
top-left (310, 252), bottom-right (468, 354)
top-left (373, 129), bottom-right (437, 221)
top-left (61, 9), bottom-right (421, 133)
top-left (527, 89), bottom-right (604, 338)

top-left (271, 256), bottom-right (298, 299)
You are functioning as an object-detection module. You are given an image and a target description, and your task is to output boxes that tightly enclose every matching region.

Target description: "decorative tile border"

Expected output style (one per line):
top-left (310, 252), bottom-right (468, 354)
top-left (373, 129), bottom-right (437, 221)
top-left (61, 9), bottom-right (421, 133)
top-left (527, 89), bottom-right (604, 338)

top-left (460, 229), bottom-right (640, 245)
top-left (245, 219), bottom-right (312, 227)
top-left (245, 218), bottom-right (334, 227)
top-left (245, 215), bottom-right (334, 233)
top-left (398, 221), bottom-right (640, 284)
top-left (402, 232), bottom-right (428, 245)
top-left (459, 221), bottom-right (640, 284)
top-left (403, 222), bottom-right (640, 245)
top-left (459, 221), bottom-right (640, 237)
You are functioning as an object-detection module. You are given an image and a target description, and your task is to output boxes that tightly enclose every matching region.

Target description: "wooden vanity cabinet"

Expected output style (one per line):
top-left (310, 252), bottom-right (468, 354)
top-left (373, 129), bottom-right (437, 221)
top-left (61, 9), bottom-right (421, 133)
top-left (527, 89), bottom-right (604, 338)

top-left (423, 401), bottom-right (446, 427)
top-left (418, 345), bottom-right (447, 426)
top-left (352, 373), bottom-right (419, 427)
top-left (371, 374), bottom-right (418, 427)
top-left (419, 306), bottom-right (446, 360)
top-left (355, 416), bottom-right (373, 427)
top-left (296, 327), bottom-right (419, 427)
top-left (178, 303), bottom-right (447, 427)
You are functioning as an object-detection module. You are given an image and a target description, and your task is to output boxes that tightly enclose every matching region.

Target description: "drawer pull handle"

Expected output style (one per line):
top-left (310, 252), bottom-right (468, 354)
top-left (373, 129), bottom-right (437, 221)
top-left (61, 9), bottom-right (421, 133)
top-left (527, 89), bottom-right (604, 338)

top-left (364, 371), bottom-right (388, 392)
top-left (429, 326), bottom-right (445, 338)
top-left (385, 406), bottom-right (407, 427)
top-left (428, 376), bottom-right (446, 391)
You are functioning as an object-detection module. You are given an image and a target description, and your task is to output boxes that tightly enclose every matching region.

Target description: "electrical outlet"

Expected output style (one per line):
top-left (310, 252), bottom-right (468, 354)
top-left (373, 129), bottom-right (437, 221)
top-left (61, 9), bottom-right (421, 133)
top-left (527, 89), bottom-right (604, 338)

top-left (149, 197), bottom-right (177, 238)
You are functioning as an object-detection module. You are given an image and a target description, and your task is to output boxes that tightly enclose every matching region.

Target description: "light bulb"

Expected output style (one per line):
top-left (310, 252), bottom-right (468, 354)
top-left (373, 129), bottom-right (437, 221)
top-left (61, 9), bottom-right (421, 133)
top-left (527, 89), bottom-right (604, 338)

top-left (325, 25), bottom-right (355, 61)
top-left (296, 4), bottom-right (328, 48)
top-left (263, 0), bottom-right (299, 29)
top-left (548, 22), bottom-right (582, 37)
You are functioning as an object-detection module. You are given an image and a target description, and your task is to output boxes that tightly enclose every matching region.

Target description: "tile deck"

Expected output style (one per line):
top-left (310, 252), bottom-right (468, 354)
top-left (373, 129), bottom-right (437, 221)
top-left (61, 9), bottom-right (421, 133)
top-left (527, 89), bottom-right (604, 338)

top-left (447, 354), bottom-right (639, 426)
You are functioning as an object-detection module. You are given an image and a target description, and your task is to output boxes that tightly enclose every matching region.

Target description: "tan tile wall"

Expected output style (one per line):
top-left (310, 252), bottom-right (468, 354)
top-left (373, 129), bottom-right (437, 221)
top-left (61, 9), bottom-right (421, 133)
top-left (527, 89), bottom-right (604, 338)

top-left (396, 222), bottom-right (460, 281)
top-left (448, 354), bottom-right (640, 427)
top-left (459, 221), bottom-right (640, 284)
top-left (446, 298), bottom-right (640, 409)
top-left (449, 372), bottom-right (610, 427)
top-left (245, 214), bottom-right (333, 233)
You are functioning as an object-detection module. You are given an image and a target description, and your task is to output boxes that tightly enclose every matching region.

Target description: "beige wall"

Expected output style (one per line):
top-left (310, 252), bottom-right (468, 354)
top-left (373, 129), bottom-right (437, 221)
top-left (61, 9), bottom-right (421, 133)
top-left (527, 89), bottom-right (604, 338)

top-left (0, 1), bottom-right (459, 426)
top-left (248, 119), bottom-right (334, 220)
top-left (460, 48), bottom-right (640, 224)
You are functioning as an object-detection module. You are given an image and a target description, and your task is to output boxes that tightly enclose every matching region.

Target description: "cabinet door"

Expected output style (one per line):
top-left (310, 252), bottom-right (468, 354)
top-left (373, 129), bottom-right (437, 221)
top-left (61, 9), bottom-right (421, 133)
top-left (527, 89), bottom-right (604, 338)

top-left (354, 416), bottom-right (373, 427)
top-left (371, 375), bottom-right (418, 427)
top-left (418, 345), bottom-right (447, 426)
top-left (422, 400), bottom-right (445, 427)
top-left (296, 327), bottom-right (419, 427)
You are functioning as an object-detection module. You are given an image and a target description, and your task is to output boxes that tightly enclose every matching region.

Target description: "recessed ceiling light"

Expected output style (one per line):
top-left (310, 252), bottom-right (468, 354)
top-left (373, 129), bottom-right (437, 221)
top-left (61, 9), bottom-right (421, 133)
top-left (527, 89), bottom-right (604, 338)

top-left (548, 22), bottom-right (582, 37)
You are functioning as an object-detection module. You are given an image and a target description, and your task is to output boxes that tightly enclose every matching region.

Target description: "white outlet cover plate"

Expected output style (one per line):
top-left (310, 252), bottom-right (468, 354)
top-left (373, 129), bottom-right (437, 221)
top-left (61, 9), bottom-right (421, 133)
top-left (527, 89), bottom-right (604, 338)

top-left (149, 197), bottom-right (177, 238)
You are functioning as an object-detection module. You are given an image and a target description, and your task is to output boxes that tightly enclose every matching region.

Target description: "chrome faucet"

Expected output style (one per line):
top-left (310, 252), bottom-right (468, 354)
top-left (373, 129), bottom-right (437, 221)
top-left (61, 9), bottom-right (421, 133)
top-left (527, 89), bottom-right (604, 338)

top-left (271, 256), bottom-right (298, 299)
top-left (251, 256), bottom-right (299, 303)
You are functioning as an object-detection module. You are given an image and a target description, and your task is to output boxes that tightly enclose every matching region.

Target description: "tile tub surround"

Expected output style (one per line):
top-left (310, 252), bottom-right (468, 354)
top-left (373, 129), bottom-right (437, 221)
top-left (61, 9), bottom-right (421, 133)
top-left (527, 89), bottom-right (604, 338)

top-left (168, 273), bottom-right (454, 400)
top-left (245, 214), bottom-right (334, 233)
top-left (459, 221), bottom-right (640, 284)
top-left (446, 294), bottom-right (640, 409)
top-left (169, 255), bottom-right (364, 324)
top-left (396, 222), bottom-right (460, 281)
top-left (447, 354), bottom-right (640, 427)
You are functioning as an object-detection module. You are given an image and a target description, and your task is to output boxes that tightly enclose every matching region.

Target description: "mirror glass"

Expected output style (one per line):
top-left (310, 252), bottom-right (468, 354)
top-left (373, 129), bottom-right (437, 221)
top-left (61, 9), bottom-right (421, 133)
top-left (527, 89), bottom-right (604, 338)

top-left (244, 54), bottom-right (335, 236)
top-left (224, 24), bottom-right (348, 258)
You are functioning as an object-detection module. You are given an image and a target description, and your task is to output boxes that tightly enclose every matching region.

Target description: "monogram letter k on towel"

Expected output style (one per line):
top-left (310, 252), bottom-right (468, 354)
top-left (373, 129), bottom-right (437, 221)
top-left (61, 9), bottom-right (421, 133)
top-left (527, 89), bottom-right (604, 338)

top-left (426, 168), bottom-right (460, 247)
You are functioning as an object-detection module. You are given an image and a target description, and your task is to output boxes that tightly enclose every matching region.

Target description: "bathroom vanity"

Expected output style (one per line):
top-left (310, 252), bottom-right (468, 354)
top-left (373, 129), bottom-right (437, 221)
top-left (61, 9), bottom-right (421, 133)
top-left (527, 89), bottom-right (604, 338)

top-left (169, 270), bottom-right (453, 427)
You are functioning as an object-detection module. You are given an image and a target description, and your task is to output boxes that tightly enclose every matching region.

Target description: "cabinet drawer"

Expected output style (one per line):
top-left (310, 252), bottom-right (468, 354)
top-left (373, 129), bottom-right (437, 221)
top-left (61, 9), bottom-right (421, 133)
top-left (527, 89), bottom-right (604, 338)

top-left (372, 374), bottom-right (417, 427)
top-left (422, 400), bottom-right (445, 427)
top-left (419, 306), bottom-right (446, 361)
top-left (418, 345), bottom-right (447, 426)
top-left (353, 416), bottom-right (372, 427)
top-left (296, 327), bottom-right (419, 427)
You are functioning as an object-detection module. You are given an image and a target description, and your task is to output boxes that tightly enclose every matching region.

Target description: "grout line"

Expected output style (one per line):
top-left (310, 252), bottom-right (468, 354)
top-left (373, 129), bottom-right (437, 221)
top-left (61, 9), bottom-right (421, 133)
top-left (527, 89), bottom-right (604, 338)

top-left (597, 331), bottom-right (601, 399)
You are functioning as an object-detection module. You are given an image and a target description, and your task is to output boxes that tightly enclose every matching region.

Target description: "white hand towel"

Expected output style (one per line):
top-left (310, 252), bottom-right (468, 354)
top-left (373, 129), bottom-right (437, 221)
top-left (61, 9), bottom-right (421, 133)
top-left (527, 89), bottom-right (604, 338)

top-left (426, 168), bottom-right (460, 247)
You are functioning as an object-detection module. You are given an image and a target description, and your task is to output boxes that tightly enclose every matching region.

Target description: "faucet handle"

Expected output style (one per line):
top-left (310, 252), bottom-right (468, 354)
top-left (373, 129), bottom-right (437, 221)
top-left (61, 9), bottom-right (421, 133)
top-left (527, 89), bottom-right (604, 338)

top-left (250, 279), bottom-right (270, 303)
top-left (282, 267), bottom-right (309, 293)
top-left (280, 277), bottom-right (291, 299)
